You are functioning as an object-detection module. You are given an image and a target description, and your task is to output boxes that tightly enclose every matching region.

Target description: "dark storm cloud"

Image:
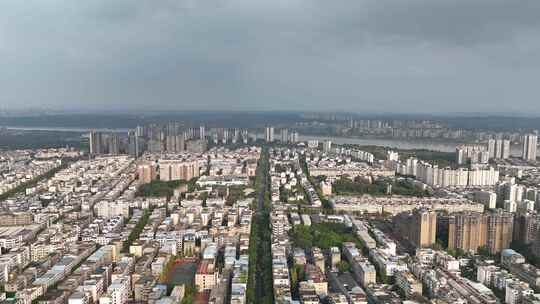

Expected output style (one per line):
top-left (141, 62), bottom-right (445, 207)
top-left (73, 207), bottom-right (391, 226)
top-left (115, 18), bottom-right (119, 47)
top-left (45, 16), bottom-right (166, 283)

top-left (1, 0), bottom-right (539, 113)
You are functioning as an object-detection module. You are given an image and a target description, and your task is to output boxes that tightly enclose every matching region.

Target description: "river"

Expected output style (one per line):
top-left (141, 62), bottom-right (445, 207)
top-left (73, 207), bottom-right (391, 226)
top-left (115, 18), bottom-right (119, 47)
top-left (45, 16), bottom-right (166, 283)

top-left (300, 135), bottom-right (460, 152)
top-left (4, 126), bottom-right (130, 133)
top-left (300, 135), bottom-right (524, 156)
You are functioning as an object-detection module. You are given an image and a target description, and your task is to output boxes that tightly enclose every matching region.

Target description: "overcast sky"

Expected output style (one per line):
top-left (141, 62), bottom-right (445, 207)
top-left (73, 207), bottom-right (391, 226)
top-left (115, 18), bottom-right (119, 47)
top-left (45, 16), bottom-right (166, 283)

top-left (1, 0), bottom-right (540, 114)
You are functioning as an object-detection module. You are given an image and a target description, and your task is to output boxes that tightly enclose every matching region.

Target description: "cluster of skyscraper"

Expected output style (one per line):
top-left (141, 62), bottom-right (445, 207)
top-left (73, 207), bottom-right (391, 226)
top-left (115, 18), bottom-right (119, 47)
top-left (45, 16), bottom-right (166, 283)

top-left (456, 144), bottom-right (490, 165)
top-left (456, 134), bottom-right (538, 165)
top-left (393, 209), bottom-right (515, 255)
top-left (416, 163), bottom-right (499, 188)
top-left (88, 132), bottom-right (121, 155)
top-left (138, 160), bottom-right (200, 184)
top-left (487, 134), bottom-right (537, 161)
top-left (89, 123), bottom-right (208, 157)
top-left (210, 128), bottom-right (249, 145)
top-left (143, 123), bottom-right (207, 154)
top-left (487, 138), bottom-right (511, 160)
top-left (89, 124), bottom-right (303, 159)
top-left (395, 158), bottom-right (499, 188)
top-left (522, 133), bottom-right (538, 161)
top-left (264, 126), bottom-right (299, 143)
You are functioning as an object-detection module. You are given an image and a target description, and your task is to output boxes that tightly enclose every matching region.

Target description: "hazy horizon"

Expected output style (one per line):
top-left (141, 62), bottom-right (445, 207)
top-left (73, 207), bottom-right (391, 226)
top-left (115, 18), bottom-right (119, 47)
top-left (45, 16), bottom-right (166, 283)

top-left (2, 0), bottom-right (540, 114)
top-left (4, 109), bottom-right (540, 119)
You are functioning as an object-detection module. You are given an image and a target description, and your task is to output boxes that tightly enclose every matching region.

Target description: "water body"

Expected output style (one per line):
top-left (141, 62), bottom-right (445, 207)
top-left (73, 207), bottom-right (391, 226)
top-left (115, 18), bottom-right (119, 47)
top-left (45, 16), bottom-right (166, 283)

top-left (4, 126), bottom-right (129, 133)
top-left (300, 135), bottom-right (460, 152)
top-left (301, 135), bottom-right (524, 156)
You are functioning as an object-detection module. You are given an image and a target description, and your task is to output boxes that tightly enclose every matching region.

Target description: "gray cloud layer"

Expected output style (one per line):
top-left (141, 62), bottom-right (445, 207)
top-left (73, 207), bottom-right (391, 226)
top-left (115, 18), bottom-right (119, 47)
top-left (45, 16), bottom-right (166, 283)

top-left (1, 0), bottom-right (540, 113)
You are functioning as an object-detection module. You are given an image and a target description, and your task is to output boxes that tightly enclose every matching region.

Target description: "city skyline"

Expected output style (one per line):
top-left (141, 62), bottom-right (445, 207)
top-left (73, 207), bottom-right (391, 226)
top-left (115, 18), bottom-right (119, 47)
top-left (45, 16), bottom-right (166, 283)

top-left (3, 1), bottom-right (540, 303)
top-left (1, 119), bottom-right (540, 303)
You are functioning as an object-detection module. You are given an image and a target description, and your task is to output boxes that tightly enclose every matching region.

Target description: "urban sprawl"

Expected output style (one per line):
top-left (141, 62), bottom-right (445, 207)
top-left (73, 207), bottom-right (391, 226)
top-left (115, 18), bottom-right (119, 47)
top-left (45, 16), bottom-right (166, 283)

top-left (2, 121), bottom-right (540, 304)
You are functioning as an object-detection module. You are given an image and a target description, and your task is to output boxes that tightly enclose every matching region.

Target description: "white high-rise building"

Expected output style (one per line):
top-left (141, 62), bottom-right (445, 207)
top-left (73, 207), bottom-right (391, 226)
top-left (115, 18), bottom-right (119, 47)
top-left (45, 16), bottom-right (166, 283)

top-left (415, 162), bottom-right (498, 188)
top-left (397, 157), bottom-right (419, 176)
top-left (497, 181), bottom-right (526, 203)
top-left (242, 129), bottom-right (249, 144)
top-left (265, 126), bottom-right (274, 142)
top-left (233, 128), bottom-right (240, 143)
top-left (280, 129), bottom-right (289, 143)
top-left (480, 151), bottom-right (490, 164)
top-left (89, 131), bottom-right (103, 155)
top-left (323, 140), bottom-right (332, 152)
top-left (387, 151), bottom-right (399, 162)
top-left (199, 125), bottom-right (206, 140)
top-left (488, 139), bottom-right (496, 158)
top-left (456, 144), bottom-right (488, 164)
top-left (456, 148), bottom-right (466, 165)
top-left (489, 139), bottom-right (510, 159)
top-left (290, 131), bottom-right (299, 143)
top-left (522, 134), bottom-right (538, 161)
top-left (502, 140), bottom-right (511, 159)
